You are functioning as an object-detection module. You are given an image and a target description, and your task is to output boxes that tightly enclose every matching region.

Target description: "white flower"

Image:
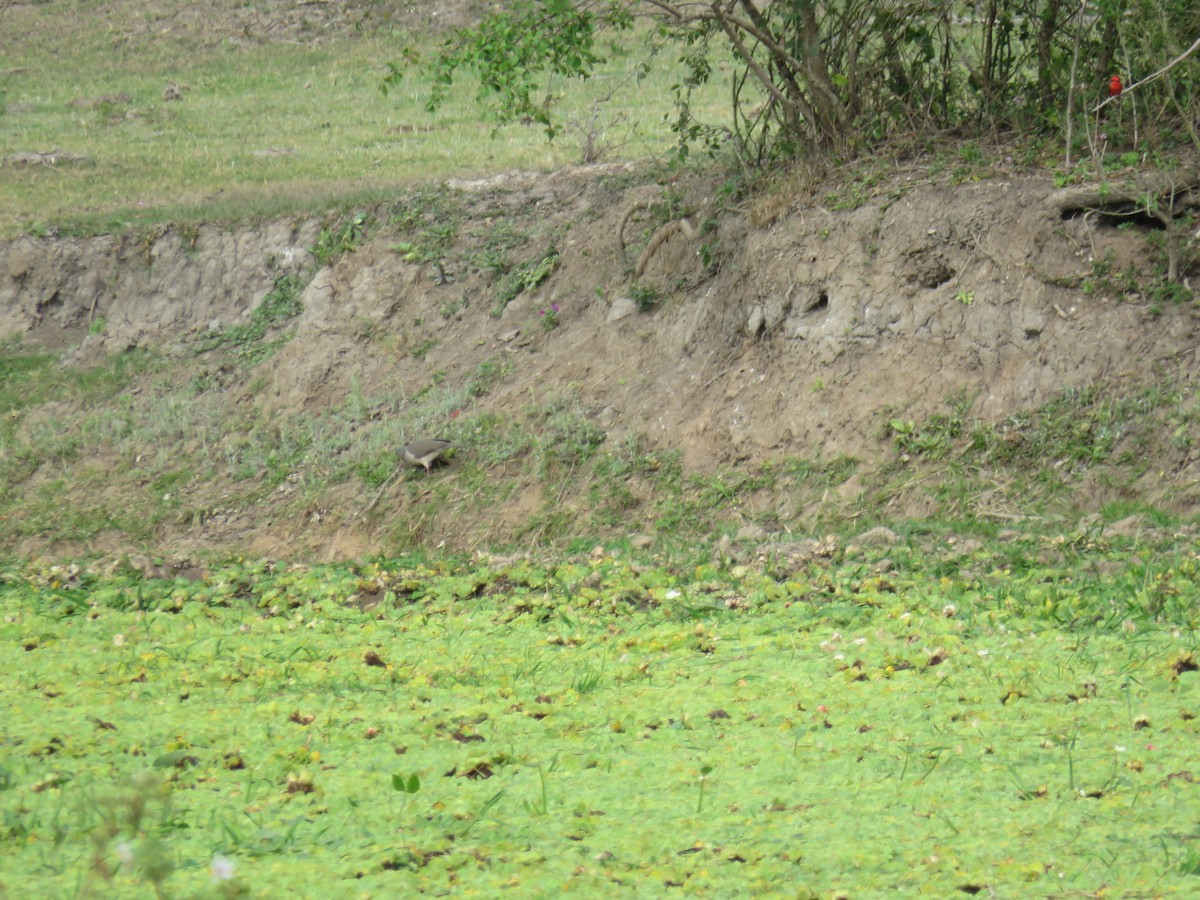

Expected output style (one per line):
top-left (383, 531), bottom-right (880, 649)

top-left (210, 855), bottom-right (236, 882)
top-left (112, 634), bottom-right (125, 647)
top-left (115, 841), bottom-right (135, 865)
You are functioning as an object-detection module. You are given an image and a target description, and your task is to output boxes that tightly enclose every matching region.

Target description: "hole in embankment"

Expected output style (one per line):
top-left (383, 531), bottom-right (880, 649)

top-left (1060, 205), bottom-right (1165, 232)
top-left (923, 262), bottom-right (954, 289)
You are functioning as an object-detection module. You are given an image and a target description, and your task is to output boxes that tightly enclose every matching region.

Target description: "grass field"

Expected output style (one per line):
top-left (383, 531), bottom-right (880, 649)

top-left (0, 2), bottom-right (726, 236)
top-left (3, 5), bottom-right (1200, 898)
top-left (2, 539), bottom-right (1199, 897)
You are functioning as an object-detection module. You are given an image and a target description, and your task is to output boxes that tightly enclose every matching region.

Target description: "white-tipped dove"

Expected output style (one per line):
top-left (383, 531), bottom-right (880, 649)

top-left (399, 439), bottom-right (452, 472)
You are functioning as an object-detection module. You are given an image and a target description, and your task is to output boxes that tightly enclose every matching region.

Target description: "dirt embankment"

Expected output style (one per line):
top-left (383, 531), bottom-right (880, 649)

top-left (2, 162), bottom-right (1199, 558)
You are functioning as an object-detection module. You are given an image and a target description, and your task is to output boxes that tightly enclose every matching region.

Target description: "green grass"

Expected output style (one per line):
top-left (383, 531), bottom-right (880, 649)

top-left (0, 3), bottom-right (728, 236)
top-left (1, 320), bottom-right (1197, 554)
top-left (1, 544), bottom-right (1197, 896)
top-left (0, 343), bottom-right (155, 413)
top-left (4, 9), bottom-right (1198, 894)
top-left (868, 381), bottom-right (1200, 523)
top-left (195, 273), bottom-right (306, 364)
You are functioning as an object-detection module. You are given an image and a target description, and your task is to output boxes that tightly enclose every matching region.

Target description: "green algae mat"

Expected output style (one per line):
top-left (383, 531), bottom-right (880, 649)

top-left (2, 536), bottom-right (1198, 897)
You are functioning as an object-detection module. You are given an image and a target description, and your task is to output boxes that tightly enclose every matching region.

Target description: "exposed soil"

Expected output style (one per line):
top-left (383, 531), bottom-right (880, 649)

top-left (3, 153), bottom-right (1200, 561)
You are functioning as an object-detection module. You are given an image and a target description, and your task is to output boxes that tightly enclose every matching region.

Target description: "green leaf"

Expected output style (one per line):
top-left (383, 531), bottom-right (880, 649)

top-left (153, 750), bottom-right (200, 768)
top-left (392, 773), bottom-right (420, 794)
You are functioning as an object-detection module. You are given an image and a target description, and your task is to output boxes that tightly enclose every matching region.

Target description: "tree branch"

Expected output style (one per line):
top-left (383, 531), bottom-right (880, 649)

top-left (1092, 33), bottom-right (1200, 112)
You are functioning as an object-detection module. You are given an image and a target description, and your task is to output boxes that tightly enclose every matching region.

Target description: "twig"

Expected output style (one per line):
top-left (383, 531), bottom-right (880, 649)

top-left (1092, 33), bottom-right (1200, 112)
top-left (1082, 210), bottom-right (1097, 261)
top-left (1064, 0), bottom-right (1088, 168)
top-left (363, 471), bottom-right (398, 514)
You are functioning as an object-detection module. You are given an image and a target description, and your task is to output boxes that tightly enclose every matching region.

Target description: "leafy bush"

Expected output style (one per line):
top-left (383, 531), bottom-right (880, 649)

top-left (312, 212), bottom-right (368, 266)
top-left (390, 1), bottom-right (1200, 164)
top-left (492, 248), bottom-right (559, 316)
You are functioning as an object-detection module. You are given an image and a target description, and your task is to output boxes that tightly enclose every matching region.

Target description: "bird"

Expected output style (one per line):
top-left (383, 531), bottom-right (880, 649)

top-left (398, 439), bottom-right (452, 473)
top-left (1108, 75), bottom-right (1123, 97)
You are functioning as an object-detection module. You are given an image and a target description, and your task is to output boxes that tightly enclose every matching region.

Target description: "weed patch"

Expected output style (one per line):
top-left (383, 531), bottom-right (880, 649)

top-left (196, 274), bottom-right (306, 365)
top-left (492, 248), bottom-right (560, 317)
top-left (311, 211), bottom-right (369, 266)
top-left (1, 542), bottom-right (1198, 895)
top-left (872, 381), bottom-right (1194, 520)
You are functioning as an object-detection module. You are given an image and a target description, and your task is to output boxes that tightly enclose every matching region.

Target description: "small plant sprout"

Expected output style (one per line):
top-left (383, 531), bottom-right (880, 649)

top-left (460, 788), bottom-right (507, 837)
top-left (391, 772), bottom-right (421, 814)
top-left (630, 283), bottom-right (660, 312)
top-left (523, 758), bottom-right (555, 817)
top-left (539, 303), bottom-right (561, 331)
top-left (392, 772), bottom-right (421, 794)
top-left (956, 289), bottom-right (975, 306)
top-left (696, 764), bottom-right (714, 813)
